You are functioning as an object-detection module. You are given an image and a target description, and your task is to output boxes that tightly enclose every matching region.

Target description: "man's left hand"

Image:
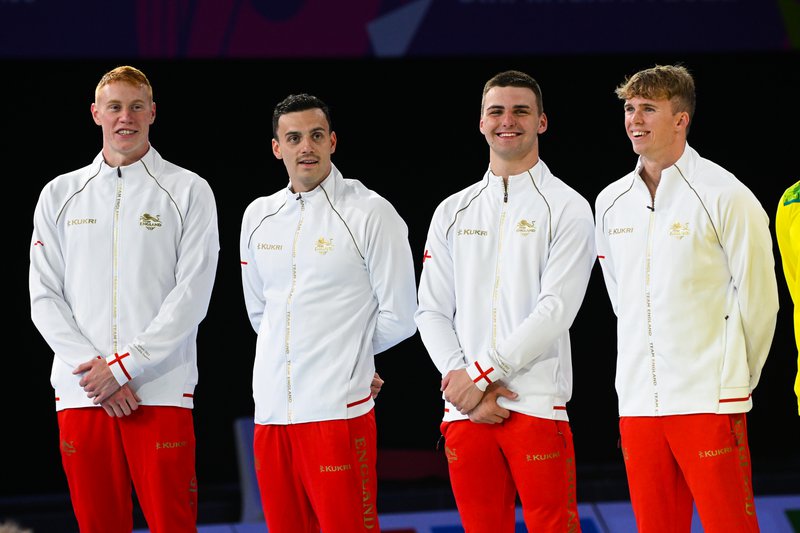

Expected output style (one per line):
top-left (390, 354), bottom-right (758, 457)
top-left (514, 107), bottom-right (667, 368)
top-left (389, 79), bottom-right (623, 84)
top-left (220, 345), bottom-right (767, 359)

top-left (371, 372), bottom-right (384, 399)
top-left (73, 357), bottom-right (122, 405)
top-left (442, 368), bottom-right (483, 414)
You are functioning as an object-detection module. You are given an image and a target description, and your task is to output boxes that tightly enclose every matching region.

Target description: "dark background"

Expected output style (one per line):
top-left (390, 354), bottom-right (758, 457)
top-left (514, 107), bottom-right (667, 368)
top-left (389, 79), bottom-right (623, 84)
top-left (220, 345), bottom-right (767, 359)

top-left (2, 1), bottom-right (799, 531)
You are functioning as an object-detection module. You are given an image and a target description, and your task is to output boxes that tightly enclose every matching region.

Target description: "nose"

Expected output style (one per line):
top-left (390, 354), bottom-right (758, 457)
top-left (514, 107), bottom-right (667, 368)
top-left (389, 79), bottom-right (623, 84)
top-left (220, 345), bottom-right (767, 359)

top-left (501, 111), bottom-right (516, 127)
top-left (119, 107), bottom-right (134, 122)
top-left (298, 137), bottom-right (314, 153)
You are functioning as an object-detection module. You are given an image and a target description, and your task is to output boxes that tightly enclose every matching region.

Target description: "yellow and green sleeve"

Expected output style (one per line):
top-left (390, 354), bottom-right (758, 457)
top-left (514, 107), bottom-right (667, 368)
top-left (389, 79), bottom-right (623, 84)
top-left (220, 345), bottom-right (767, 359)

top-left (776, 180), bottom-right (800, 415)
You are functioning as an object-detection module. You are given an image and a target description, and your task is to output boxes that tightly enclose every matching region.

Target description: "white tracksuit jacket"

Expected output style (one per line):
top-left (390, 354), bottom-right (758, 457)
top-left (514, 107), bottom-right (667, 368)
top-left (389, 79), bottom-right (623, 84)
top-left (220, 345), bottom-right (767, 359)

top-left (595, 143), bottom-right (778, 417)
top-left (239, 164), bottom-right (417, 425)
top-left (30, 147), bottom-right (220, 410)
top-left (415, 161), bottom-right (595, 422)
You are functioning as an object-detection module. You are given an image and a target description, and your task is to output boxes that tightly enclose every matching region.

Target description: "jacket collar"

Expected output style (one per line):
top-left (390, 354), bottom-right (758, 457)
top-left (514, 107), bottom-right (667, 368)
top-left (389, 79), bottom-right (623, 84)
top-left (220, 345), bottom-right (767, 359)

top-left (486, 159), bottom-right (547, 191)
top-left (94, 145), bottom-right (162, 178)
top-left (633, 142), bottom-right (696, 184)
top-left (284, 163), bottom-right (342, 202)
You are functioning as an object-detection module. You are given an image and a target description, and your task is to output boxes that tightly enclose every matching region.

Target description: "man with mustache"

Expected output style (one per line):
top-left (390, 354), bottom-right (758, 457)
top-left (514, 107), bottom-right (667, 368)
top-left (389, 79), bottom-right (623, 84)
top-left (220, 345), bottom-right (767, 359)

top-left (239, 93), bottom-right (417, 533)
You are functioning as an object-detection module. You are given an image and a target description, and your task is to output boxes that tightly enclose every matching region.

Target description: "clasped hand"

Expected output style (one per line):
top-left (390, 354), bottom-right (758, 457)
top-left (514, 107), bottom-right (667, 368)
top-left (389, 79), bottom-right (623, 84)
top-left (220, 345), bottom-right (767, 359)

top-left (441, 368), bottom-right (484, 414)
top-left (73, 357), bottom-right (140, 417)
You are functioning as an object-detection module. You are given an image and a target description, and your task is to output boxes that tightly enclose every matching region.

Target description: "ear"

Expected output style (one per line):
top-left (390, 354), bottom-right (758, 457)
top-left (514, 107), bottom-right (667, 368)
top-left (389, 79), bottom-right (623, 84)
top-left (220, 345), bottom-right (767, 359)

top-left (537, 113), bottom-right (548, 134)
top-left (676, 111), bottom-right (689, 130)
top-left (91, 102), bottom-right (101, 125)
top-left (272, 138), bottom-right (282, 160)
top-left (479, 117), bottom-right (486, 135)
top-left (330, 131), bottom-right (337, 155)
top-left (150, 101), bottom-right (156, 125)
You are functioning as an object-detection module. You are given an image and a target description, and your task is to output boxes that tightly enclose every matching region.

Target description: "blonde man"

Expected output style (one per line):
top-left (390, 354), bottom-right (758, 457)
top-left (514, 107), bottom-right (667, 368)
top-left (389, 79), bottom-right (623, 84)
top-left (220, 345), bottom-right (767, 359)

top-left (595, 64), bottom-right (778, 532)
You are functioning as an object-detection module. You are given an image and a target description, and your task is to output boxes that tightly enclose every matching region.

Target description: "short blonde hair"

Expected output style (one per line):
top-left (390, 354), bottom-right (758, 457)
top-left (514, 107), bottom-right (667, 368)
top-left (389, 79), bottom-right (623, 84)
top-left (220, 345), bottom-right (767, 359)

top-left (615, 64), bottom-right (695, 121)
top-left (95, 65), bottom-right (153, 102)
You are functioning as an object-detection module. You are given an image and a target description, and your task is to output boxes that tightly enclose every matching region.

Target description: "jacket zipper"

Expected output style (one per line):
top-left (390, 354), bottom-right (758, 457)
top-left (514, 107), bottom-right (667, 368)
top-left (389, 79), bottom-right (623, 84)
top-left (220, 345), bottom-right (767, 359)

top-left (285, 195), bottom-right (306, 423)
top-left (111, 167), bottom-right (123, 354)
top-left (492, 181), bottom-right (509, 350)
top-left (645, 200), bottom-right (659, 413)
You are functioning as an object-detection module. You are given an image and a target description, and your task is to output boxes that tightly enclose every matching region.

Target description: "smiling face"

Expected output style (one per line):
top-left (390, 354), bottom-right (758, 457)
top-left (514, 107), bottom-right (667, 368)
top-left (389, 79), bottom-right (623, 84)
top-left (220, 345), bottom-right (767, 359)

top-left (272, 108), bottom-right (337, 193)
top-left (91, 81), bottom-right (155, 167)
top-left (623, 96), bottom-right (688, 167)
top-left (479, 85), bottom-right (547, 176)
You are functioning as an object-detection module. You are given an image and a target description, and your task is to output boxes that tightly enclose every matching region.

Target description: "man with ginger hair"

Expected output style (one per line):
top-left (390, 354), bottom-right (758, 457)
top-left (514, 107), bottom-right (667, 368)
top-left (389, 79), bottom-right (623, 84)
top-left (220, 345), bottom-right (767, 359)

top-left (594, 64), bottom-right (778, 532)
top-left (30, 65), bottom-right (219, 533)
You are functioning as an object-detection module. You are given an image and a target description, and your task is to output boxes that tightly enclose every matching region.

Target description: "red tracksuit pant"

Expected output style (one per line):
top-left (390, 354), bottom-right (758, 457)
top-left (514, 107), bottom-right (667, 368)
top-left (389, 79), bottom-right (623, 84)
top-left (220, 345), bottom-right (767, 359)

top-left (57, 406), bottom-right (197, 533)
top-left (253, 409), bottom-right (379, 533)
top-left (620, 413), bottom-right (759, 533)
top-left (441, 413), bottom-right (580, 532)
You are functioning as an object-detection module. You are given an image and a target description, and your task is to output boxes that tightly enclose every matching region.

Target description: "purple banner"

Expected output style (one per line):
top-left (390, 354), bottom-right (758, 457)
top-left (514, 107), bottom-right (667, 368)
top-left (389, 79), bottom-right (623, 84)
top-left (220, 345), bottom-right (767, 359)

top-left (0, 0), bottom-right (794, 58)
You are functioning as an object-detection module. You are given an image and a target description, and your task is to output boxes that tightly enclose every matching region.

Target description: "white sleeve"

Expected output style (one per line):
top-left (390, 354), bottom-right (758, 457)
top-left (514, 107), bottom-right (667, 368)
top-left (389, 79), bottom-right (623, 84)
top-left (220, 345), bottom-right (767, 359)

top-left (113, 178), bottom-right (220, 384)
top-left (365, 199), bottom-right (418, 355)
top-left (595, 195), bottom-right (619, 317)
top-left (722, 185), bottom-right (779, 390)
top-left (240, 204), bottom-right (266, 334)
top-left (415, 202), bottom-right (468, 375)
top-left (490, 196), bottom-right (596, 373)
top-left (29, 184), bottom-right (103, 368)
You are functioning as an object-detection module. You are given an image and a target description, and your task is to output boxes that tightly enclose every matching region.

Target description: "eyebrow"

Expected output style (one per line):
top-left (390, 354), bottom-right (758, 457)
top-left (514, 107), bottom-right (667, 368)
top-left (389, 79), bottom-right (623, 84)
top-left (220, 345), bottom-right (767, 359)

top-left (625, 100), bottom-right (659, 108)
top-left (283, 126), bottom-right (327, 139)
top-left (486, 104), bottom-right (532, 112)
top-left (104, 99), bottom-right (147, 105)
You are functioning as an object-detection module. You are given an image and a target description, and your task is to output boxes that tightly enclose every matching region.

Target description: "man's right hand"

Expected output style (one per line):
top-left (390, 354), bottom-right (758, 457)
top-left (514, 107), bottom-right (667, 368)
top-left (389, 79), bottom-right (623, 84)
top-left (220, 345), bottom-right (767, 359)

top-left (100, 384), bottom-right (141, 417)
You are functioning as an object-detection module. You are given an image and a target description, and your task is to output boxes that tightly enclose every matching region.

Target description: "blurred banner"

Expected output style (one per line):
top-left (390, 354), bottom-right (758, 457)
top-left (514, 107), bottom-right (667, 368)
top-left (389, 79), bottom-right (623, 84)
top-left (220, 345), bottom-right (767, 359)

top-left (1, 0), bottom-right (797, 58)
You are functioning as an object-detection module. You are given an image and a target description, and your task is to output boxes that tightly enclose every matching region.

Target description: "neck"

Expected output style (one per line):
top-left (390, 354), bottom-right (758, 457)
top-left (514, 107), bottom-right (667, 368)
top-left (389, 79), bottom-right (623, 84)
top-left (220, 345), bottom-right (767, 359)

top-left (103, 144), bottom-right (149, 168)
top-left (489, 154), bottom-right (539, 180)
top-left (638, 142), bottom-right (686, 197)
